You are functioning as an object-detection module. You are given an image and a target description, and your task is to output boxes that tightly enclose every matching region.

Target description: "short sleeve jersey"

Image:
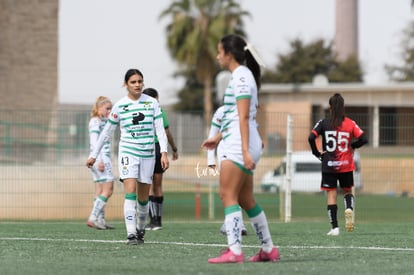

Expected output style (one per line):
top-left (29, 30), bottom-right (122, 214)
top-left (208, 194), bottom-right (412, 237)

top-left (311, 117), bottom-right (364, 173)
top-left (89, 117), bottom-right (110, 158)
top-left (221, 65), bottom-right (258, 141)
top-left (107, 94), bottom-right (162, 158)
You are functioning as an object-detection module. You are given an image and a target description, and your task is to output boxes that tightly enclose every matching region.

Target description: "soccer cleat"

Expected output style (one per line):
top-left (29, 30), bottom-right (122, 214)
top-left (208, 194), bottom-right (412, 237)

top-left (151, 224), bottom-right (162, 231)
top-left (136, 229), bottom-right (145, 244)
top-left (97, 219), bottom-right (115, 230)
top-left (151, 218), bottom-right (163, 231)
top-left (208, 248), bottom-right (245, 264)
top-left (345, 208), bottom-right (354, 232)
top-left (249, 247), bottom-right (280, 262)
top-left (103, 223), bottom-right (115, 230)
top-left (126, 234), bottom-right (139, 245)
top-left (86, 219), bottom-right (106, 230)
top-left (327, 227), bottom-right (340, 236)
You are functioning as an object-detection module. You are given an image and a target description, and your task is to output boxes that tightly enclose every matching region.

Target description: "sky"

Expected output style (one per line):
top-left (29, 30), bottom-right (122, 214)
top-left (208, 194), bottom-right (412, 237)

top-left (58, 0), bottom-right (413, 106)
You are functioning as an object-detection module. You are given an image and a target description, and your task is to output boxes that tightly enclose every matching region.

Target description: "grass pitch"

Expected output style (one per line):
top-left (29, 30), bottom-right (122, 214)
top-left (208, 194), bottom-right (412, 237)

top-left (1, 193), bottom-right (414, 274)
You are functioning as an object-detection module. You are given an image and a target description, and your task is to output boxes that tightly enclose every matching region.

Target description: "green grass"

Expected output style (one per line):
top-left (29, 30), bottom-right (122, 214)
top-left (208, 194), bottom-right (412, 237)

top-left (1, 193), bottom-right (414, 275)
top-left (1, 222), bottom-right (414, 274)
top-left (164, 192), bottom-right (414, 222)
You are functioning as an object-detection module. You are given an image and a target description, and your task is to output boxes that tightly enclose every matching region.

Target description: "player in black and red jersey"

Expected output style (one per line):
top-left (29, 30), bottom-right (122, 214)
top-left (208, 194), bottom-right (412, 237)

top-left (308, 93), bottom-right (368, 236)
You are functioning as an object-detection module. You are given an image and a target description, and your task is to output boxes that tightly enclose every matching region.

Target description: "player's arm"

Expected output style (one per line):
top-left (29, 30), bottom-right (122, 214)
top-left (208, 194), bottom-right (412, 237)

top-left (165, 127), bottom-right (178, 160)
top-left (308, 130), bottom-right (322, 160)
top-left (237, 97), bottom-right (255, 170)
top-left (351, 133), bottom-right (368, 149)
top-left (86, 122), bottom-right (117, 168)
top-left (155, 109), bottom-right (169, 170)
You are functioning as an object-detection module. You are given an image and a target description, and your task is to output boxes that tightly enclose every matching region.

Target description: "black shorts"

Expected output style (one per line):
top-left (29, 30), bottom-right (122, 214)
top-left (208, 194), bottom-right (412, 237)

top-left (153, 142), bottom-right (164, 174)
top-left (321, 171), bottom-right (354, 191)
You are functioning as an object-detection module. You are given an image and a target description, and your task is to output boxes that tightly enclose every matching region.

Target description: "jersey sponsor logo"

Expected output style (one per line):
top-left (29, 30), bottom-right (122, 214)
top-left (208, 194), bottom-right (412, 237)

top-left (132, 112), bottom-right (145, 125)
top-left (327, 160), bottom-right (349, 167)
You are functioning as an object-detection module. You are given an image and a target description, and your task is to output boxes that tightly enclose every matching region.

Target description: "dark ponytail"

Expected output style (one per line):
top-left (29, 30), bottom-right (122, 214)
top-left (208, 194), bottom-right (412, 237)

top-left (328, 93), bottom-right (345, 128)
top-left (220, 34), bottom-right (261, 89)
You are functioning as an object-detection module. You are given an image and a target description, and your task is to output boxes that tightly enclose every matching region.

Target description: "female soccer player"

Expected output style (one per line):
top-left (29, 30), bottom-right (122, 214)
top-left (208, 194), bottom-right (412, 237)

top-left (308, 93), bottom-right (367, 236)
top-left (86, 96), bottom-right (114, 230)
top-left (142, 87), bottom-right (179, 231)
top-left (202, 34), bottom-right (280, 263)
top-left (207, 105), bottom-right (247, 236)
top-left (86, 69), bottom-right (169, 245)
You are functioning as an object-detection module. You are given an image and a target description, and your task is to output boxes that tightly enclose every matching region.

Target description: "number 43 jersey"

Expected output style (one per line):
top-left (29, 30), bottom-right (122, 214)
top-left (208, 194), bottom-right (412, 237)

top-left (311, 117), bottom-right (364, 173)
top-left (107, 94), bottom-right (164, 159)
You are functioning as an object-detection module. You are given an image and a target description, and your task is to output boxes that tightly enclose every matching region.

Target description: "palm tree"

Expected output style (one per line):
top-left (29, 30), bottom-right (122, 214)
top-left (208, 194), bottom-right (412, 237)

top-left (160, 0), bottom-right (250, 128)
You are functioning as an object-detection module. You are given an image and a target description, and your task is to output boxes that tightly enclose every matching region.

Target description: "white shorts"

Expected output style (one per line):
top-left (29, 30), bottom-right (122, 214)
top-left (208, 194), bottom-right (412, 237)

top-left (219, 127), bottom-right (262, 169)
top-left (90, 156), bottom-right (114, 183)
top-left (118, 153), bottom-right (155, 184)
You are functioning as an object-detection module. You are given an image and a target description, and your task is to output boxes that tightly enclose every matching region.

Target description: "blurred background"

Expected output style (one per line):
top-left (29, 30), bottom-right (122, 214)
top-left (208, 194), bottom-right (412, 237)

top-left (1, 0), bottom-right (413, 221)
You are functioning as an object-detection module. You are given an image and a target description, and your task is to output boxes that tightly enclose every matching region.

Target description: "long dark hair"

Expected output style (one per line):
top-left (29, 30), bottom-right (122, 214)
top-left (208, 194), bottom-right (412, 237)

top-left (220, 34), bottom-right (261, 89)
top-left (124, 68), bottom-right (144, 83)
top-left (328, 93), bottom-right (345, 128)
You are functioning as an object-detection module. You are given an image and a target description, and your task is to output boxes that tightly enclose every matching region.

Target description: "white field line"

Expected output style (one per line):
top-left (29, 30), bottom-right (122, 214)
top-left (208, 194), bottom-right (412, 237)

top-left (1, 237), bottom-right (414, 252)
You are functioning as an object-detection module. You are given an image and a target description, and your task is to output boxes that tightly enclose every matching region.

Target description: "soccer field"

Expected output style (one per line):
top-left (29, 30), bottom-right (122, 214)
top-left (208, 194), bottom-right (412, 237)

top-left (1, 220), bottom-right (414, 275)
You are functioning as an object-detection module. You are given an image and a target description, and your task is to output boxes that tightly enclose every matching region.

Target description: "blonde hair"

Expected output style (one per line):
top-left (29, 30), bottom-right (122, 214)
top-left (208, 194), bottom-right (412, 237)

top-left (91, 96), bottom-right (111, 118)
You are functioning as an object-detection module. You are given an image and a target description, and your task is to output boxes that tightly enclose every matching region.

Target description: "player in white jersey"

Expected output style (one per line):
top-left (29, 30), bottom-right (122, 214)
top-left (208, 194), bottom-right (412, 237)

top-left (86, 96), bottom-right (115, 230)
top-left (86, 69), bottom-right (169, 245)
top-left (207, 106), bottom-right (247, 236)
top-left (202, 34), bottom-right (279, 263)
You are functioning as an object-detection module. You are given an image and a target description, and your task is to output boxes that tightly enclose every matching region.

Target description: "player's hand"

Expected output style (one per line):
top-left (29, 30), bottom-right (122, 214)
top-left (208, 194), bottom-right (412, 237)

top-left (86, 158), bottom-right (96, 168)
top-left (201, 133), bottom-right (222, 150)
top-left (318, 151), bottom-right (327, 161)
top-left (172, 151), bottom-right (179, 161)
top-left (243, 152), bottom-right (256, 170)
top-left (161, 152), bottom-right (169, 170)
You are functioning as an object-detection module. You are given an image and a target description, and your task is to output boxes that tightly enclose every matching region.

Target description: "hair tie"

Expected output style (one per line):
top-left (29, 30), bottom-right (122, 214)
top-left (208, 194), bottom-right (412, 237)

top-left (244, 42), bottom-right (266, 68)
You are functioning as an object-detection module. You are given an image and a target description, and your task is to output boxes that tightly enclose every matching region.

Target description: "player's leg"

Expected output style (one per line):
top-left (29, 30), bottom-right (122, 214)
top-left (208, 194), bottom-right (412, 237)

top-left (322, 173), bottom-right (340, 236)
top-left (135, 157), bottom-right (156, 244)
top-left (208, 160), bottom-right (244, 264)
top-left (326, 189), bottom-right (339, 236)
top-left (340, 172), bottom-right (355, 232)
top-left (87, 169), bottom-right (106, 229)
top-left (98, 180), bottom-right (115, 229)
top-left (148, 142), bottom-right (163, 229)
top-left (239, 175), bottom-right (279, 262)
top-left (151, 172), bottom-right (164, 230)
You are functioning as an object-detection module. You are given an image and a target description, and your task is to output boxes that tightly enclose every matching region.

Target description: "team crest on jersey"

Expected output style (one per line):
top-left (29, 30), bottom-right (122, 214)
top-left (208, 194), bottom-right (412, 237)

top-left (122, 166), bottom-right (129, 175)
top-left (144, 102), bottom-right (151, 110)
top-left (111, 113), bottom-right (118, 119)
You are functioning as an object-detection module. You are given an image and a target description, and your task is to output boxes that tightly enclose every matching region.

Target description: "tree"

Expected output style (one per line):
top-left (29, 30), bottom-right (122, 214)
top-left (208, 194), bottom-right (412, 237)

top-left (159, 0), bottom-right (249, 126)
top-left (385, 21), bottom-right (414, 82)
top-left (262, 38), bottom-right (363, 84)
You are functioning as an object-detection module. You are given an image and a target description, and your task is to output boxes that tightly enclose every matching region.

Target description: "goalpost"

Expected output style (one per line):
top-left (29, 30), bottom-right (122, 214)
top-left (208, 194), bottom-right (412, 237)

top-left (280, 114), bottom-right (293, 223)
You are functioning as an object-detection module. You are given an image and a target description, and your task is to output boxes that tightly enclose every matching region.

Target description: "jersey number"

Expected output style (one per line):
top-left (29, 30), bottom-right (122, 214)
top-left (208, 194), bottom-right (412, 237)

top-left (325, 131), bottom-right (350, 152)
top-left (121, 156), bottom-right (129, 166)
